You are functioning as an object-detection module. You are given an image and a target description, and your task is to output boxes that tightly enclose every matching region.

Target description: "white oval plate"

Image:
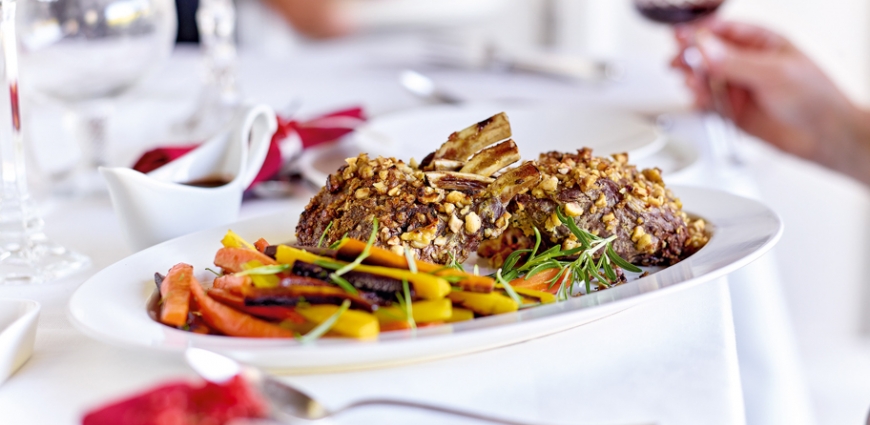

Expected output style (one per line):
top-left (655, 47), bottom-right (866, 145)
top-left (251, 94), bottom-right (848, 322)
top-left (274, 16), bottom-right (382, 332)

top-left (69, 186), bottom-right (780, 373)
top-left (300, 103), bottom-right (668, 187)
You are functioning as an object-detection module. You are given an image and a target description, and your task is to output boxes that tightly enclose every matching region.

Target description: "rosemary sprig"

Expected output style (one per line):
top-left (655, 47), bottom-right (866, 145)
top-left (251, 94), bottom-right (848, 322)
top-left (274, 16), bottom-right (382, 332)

top-left (296, 299), bottom-right (351, 344)
top-left (496, 205), bottom-right (643, 301)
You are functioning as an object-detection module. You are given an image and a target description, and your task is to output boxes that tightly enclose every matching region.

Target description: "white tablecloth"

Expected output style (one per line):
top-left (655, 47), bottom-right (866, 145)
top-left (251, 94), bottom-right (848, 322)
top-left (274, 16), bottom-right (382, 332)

top-left (0, 35), bottom-right (835, 425)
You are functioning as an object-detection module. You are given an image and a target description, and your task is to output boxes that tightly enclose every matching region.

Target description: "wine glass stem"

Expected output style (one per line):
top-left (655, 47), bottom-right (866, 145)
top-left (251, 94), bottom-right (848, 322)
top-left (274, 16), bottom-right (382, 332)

top-left (0, 0), bottom-right (38, 229)
top-left (197, 0), bottom-right (239, 104)
top-left (683, 44), bottom-right (743, 166)
top-left (74, 103), bottom-right (111, 169)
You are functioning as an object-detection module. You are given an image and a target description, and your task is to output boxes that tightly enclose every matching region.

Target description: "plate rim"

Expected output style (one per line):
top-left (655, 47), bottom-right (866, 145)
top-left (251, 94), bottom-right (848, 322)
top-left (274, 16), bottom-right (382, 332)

top-left (68, 185), bottom-right (782, 369)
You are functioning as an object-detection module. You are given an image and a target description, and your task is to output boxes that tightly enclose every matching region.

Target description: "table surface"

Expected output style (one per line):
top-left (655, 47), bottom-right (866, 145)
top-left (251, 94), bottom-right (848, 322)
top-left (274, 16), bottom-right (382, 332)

top-left (1, 35), bottom-right (868, 425)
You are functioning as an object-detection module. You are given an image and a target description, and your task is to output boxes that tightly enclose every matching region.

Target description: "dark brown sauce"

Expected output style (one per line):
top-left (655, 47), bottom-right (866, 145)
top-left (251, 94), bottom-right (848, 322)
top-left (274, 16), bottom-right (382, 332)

top-left (182, 175), bottom-right (232, 188)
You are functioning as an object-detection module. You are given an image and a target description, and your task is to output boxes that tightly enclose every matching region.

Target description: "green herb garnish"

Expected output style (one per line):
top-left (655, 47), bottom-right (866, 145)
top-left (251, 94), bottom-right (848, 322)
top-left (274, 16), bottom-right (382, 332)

top-left (233, 264), bottom-right (290, 276)
top-left (495, 268), bottom-right (523, 306)
top-left (296, 299), bottom-right (351, 344)
top-left (398, 278), bottom-right (416, 329)
top-left (495, 206), bottom-right (642, 301)
top-left (317, 221), bottom-right (334, 248)
top-left (205, 267), bottom-right (223, 277)
top-left (404, 246), bottom-right (418, 274)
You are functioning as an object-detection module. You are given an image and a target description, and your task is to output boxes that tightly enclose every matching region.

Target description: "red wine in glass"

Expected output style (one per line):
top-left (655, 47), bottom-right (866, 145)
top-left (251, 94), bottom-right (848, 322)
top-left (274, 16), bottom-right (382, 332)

top-left (635, 0), bottom-right (724, 24)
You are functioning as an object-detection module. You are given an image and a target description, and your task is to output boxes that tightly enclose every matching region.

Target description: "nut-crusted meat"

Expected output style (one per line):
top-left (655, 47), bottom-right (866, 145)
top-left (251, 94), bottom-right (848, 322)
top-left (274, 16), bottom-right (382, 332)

top-left (296, 113), bottom-right (542, 265)
top-left (479, 148), bottom-right (708, 267)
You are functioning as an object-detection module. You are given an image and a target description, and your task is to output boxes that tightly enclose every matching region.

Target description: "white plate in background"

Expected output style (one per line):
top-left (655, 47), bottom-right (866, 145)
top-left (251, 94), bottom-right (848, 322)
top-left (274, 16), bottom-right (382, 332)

top-left (69, 186), bottom-right (779, 373)
top-left (300, 103), bottom-right (670, 187)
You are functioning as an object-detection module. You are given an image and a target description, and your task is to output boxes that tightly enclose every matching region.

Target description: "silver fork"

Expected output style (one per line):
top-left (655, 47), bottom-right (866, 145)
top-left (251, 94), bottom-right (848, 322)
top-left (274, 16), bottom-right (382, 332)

top-left (186, 348), bottom-right (655, 425)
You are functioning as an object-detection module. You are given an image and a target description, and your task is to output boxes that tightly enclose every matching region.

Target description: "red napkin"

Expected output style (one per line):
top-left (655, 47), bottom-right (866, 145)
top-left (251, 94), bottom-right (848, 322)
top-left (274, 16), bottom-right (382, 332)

top-left (81, 375), bottom-right (268, 425)
top-left (132, 107), bottom-right (366, 188)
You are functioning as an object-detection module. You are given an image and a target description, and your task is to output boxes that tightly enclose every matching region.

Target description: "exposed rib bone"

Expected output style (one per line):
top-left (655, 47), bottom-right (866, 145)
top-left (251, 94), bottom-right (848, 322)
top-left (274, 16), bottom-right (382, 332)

top-left (460, 139), bottom-right (521, 177)
top-left (487, 162), bottom-right (542, 204)
top-left (432, 112), bottom-right (511, 161)
top-left (430, 159), bottom-right (465, 171)
top-left (425, 171), bottom-right (495, 192)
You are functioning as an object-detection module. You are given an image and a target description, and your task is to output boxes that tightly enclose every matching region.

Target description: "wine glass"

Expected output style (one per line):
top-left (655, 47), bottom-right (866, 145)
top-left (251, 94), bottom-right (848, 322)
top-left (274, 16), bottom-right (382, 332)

top-left (633, 0), bottom-right (741, 165)
top-left (0, 0), bottom-right (89, 283)
top-left (17, 0), bottom-right (177, 194)
top-left (172, 0), bottom-right (240, 140)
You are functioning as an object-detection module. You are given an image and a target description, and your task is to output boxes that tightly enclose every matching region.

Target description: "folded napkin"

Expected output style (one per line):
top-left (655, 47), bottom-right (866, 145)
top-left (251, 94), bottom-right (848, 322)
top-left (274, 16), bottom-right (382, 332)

top-left (82, 375), bottom-right (267, 425)
top-left (132, 107), bottom-right (366, 187)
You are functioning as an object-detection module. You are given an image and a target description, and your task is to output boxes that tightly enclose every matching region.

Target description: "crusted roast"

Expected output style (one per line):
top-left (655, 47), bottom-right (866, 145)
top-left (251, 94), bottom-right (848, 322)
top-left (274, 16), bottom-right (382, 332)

top-left (296, 113), bottom-right (542, 264)
top-left (478, 149), bottom-right (709, 267)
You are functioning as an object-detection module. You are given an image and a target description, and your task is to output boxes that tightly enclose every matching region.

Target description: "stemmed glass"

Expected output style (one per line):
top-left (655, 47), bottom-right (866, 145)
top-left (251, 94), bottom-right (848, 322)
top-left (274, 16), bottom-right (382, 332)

top-left (17, 0), bottom-right (177, 194)
top-left (0, 0), bottom-right (89, 283)
top-left (173, 0), bottom-right (240, 139)
top-left (633, 0), bottom-right (741, 164)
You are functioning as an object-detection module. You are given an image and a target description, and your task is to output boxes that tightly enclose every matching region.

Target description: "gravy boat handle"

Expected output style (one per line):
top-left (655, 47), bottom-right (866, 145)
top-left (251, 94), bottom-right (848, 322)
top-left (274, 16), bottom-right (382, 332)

top-left (236, 104), bottom-right (278, 188)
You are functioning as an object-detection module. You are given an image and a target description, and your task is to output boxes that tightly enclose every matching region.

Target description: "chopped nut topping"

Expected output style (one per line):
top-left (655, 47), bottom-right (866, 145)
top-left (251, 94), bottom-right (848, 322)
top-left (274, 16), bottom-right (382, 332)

top-left (465, 212), bottom-right (482, 234)
top-left (448, 213), bottom-right (463, 234)
top-left (354, 188), bottom-right (370, 199)
top-left (564, 202), bottom-right (583, 217)
top-left (594, 193), bottom-right (607, 209)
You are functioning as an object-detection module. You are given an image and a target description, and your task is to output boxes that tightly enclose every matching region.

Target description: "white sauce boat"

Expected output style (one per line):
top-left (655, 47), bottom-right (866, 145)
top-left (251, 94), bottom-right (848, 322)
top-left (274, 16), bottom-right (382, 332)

top-left (101, 104), bottom-right (277, 251)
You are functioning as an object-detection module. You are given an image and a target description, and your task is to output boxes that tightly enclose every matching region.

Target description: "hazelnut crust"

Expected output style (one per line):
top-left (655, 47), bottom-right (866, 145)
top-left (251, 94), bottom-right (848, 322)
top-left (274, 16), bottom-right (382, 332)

top-left (479, 148), bottom-right (709, 267)
top-left (296, 154), bottom-right (526, 264)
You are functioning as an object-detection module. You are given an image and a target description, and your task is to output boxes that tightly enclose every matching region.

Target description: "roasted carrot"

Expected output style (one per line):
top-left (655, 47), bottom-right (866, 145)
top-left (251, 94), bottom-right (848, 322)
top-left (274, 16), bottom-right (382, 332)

top-left (335, 239), bottom-right (494, 293)
top-left (212, 274), bottom-right (251, 294)
top-left (509, 268), bottom-right (569, 294)
top-left (159, 263), bottom-right (193, 327)
top-left (214, 247), bottom-right (277, 274)
top-left (207, 288), bottom-right (306, 323)
top-left (253, 238), bottom-right (270, 253)
top-left (189, 277), bottom-right (295, 338)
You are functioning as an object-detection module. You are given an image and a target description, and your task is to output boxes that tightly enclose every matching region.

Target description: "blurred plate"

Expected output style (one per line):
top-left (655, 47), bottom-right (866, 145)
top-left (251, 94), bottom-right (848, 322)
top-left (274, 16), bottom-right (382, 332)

top-left (300, 103), bottom-right (668, 187)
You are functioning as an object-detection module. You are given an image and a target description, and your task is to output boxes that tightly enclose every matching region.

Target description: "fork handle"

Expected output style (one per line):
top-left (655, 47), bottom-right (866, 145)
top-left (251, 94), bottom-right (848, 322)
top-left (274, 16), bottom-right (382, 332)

top-left (338, 398), bottom-right (654, 425)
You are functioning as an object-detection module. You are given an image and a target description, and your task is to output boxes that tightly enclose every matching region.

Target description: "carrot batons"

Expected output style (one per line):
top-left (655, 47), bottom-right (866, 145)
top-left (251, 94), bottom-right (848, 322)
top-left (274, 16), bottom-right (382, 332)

top-left (159, 263), bottom-right (193, 327)
top-left (190, 277), bottom-right (295, 338)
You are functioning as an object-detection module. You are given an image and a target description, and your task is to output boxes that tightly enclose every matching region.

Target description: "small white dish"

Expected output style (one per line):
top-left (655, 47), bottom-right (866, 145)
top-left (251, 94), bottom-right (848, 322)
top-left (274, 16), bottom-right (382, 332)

top-left (300, 103), bottom-right (668, 187)
top-left (69, 186), bottom-right (780, 373)
top-left (101, 104), bottom-right (278, 251)
top-left (0, 299), bottom-right (40, 386)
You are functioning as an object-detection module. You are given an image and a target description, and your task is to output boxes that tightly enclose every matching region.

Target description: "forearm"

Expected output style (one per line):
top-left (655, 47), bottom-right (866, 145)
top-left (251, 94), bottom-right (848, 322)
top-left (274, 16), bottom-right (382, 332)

top-left (819, 104), bottom-right (870, 186)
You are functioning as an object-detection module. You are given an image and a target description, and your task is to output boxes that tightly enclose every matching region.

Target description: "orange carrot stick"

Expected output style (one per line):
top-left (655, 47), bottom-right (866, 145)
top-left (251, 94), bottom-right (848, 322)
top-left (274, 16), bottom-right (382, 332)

top-left (509, 268), bottom-right (569, 294)
top-left (190, 277), bottom-right (295, 338)
top-left (214, 247), bottom-right (277, 274)
top-left (253, 238), bottom-right (270, 253)
top-left (159, 263), bottom-right (193, 327)
top-left (212, 274), bottom-right (252, 294)
top-left (207, 288), bottom-right (306, 324)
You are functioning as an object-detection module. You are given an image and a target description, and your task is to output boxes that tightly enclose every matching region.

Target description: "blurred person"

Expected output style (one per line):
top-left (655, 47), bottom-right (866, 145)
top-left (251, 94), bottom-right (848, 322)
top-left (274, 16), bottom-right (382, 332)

top-left (672, 19), bottom-right (870, 186)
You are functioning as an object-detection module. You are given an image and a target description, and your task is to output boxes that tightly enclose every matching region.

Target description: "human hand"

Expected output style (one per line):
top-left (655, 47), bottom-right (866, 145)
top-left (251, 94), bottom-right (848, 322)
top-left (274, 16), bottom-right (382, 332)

top-left (672, 20), bottom-right (870, 183)
top-left (264, 0), bottom-right (350, 39)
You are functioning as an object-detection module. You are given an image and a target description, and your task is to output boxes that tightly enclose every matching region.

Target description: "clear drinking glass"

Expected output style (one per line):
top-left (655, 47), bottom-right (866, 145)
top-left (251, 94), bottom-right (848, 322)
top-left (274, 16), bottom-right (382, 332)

top-left (0, 0), bottom-right (89, 283)
top-left (17, 0), bottom-right (177, 194)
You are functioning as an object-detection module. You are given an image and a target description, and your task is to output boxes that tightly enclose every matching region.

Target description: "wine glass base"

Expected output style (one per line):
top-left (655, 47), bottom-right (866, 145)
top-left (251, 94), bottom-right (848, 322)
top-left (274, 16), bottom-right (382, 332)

top-left (0, 233), bottom-right (90, 284)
